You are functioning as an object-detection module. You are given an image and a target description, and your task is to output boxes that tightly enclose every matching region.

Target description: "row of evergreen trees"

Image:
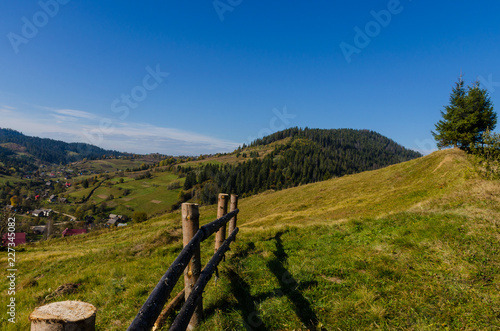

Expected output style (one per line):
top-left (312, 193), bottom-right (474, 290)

top-left (181, 128), bottom-right (421, 205)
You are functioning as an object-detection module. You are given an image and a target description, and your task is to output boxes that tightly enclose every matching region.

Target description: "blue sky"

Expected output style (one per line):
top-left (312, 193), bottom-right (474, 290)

top-left (1, 1), bottom-right (499, 155)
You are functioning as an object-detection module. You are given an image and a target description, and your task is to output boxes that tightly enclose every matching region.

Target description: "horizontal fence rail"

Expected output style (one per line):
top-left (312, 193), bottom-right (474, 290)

top-left (170, 227), bottom-right (239, 331)
top-left (127, 208), bottom-right (239, 331)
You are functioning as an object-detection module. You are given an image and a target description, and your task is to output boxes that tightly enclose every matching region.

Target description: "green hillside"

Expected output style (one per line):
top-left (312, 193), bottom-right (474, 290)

top-left (0, 128), bottom-right (127, 164)
top-left (179, 128), bottom-right (422, 205)
top-left (65, 170), bottom-right (185, 217)
top-left (1, 149), bottom-right (499, 330)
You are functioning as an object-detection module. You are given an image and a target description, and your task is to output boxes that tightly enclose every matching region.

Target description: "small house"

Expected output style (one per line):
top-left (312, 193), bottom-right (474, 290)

top-left (49, 195), bottom-right (58, 203)
top-left (106, 217), bottom-right (120, 226)
top-left (106, 214), bottom-right (126, 226)
top-left (31, 225), bottom-right (47, 235)
top-left (32, 208), bottom-right (52, 217)
top-left (62, 228), bottom-right (87, 237)
top-left (2, 233), bottom-right (26, 247)
top-left (32, 209), bottom-right (45, 217)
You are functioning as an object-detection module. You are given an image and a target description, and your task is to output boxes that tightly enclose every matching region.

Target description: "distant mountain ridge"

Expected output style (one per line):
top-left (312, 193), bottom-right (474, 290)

top-left (181, 128), bottom-right (422, 204)
top-left (250, 127), bottom-right (421, 169)
top-left (0, 128), bottom-right (126, 165)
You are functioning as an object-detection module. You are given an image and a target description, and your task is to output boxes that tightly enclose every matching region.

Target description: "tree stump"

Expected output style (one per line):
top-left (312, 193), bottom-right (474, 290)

top-left (29, 301), bottom-right (96, 331)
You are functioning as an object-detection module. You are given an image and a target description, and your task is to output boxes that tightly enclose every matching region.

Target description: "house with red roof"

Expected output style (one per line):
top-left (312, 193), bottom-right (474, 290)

top-left (2, 233), bottom-right (26, 247)
top-left (62, 228), bottom-right (87, 237)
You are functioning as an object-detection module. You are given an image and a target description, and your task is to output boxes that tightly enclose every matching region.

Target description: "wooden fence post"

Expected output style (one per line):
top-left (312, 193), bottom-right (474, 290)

top-left (30, 301), bottom-right (96, 330)
top-left (214, 194), bottom-right (229, 252)
top-left (228, 194), bottom-right (238, 238)
top-left (182, 203), bottom-right (202, 330)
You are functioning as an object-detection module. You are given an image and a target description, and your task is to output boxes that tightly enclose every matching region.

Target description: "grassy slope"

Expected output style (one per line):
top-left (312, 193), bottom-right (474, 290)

top-left (64, 169), bottom-right (184, 217)
top-left (72, 158), bottom-right (153, 173)
top-left (182, 137), bottom-right (292, 167)
top-left (88, 172), bottom-right (184, 216)
top-left (1, 149), bottom-right (499, 330)
top-left (0, 175), bottom-right (23, 184)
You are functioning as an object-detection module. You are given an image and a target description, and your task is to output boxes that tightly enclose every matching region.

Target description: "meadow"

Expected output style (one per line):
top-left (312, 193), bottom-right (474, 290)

top-left (1, 149), bottom-right (499, 330)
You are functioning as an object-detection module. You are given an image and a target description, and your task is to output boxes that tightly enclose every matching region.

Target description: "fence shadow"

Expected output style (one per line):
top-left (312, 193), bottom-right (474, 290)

top-left (227, 269), bottom-right (268, 331)
top-left (204, 241), bottom-right (267, 330)
top-left (266, 231), bottom-right (325, 331)
top-left (204, 236), bottom-right (326, 330)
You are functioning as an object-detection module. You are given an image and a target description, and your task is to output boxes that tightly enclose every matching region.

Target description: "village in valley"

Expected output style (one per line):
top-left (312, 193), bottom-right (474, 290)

top-left (0, 154), bottom-right (173, 246)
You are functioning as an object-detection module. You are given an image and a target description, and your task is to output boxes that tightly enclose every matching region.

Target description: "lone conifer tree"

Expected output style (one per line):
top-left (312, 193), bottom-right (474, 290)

top-left (433, 76), bottom-right (497, 149)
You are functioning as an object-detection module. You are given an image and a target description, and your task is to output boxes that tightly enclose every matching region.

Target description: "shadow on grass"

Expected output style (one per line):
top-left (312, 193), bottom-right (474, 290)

top-left (227, 269), bottom-right (268, 331)
top-left (266, 231), bottom-right (325, 331)
top-left (204, 241), bottom-right (267, 330)
top-left (204, 236), bottom-right (326, 330)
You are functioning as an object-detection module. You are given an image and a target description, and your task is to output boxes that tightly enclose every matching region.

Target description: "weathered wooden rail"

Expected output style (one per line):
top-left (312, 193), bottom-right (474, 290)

top-left (128, 193), bottom-right (239, 331)
top-left (28, 193), bottom-right (239, 331)
top-left (170, 227), bottom-right (238, 330)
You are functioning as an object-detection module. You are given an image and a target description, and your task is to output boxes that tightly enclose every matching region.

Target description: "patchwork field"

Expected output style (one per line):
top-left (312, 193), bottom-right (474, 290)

top-left (65, 171), bottom-right (185, 218)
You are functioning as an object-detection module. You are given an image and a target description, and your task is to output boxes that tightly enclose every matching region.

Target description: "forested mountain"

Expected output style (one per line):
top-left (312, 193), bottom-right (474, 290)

top-left (181, 128), bottom-right (422, 204)
top-left (0, 128), bottom-right (125, 165)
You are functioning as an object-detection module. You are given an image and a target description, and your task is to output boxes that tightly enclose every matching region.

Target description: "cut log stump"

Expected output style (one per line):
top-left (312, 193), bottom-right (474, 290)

top-left (30, 301), bottom-right (96, 331)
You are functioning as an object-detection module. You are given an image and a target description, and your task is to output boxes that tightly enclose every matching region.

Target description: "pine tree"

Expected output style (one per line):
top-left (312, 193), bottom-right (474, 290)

top-left (432, 77), bottom-right (467, 148)
top-left (466, 83), bottom-right (497, 146)
top-left (433, 76), bottom-right (497, 149)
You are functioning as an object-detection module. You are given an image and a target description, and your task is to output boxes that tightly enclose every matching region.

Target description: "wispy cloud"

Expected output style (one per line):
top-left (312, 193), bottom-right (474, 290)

top-left (52, 108), bottom-right (97, 120)
top-left (0, 105), bottom-right (15, 113)
top-left (1, 105), bottom-right (239, 155)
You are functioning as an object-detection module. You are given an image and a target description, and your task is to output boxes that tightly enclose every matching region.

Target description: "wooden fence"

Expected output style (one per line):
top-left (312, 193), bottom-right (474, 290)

top-left (127, 193), bottom-right (239, 331)
top-left (29, 193), bottom-right (239, 331)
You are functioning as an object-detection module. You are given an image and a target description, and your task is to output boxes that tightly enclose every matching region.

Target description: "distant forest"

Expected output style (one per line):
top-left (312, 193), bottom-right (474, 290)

top-left (181, 128), bottom-right (422, 205)
top-left (0, 128), bottom-right (125, 164)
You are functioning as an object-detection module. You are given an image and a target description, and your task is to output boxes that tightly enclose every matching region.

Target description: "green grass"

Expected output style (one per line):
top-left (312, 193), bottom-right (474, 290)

top-left (0, 174), bottom-right (23, 184)
top-left (73, 158), bottom-right (154, 173)
top-left (182, 137), bottom-right (292, 167)
top-left (202, 213), bottom-right (499, 330)
top-left (65, 171), bottom-right (184, 217)
top-left (1, 149), bottom-right (499, 330)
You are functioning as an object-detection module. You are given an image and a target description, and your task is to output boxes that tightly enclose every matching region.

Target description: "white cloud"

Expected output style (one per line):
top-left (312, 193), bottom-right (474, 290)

top-left (52, 108), bottom-right (97, 120)
top-left (1, 107), bottom-right (239, 155)
top-left (0, 105), bottom-right (15, 113)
